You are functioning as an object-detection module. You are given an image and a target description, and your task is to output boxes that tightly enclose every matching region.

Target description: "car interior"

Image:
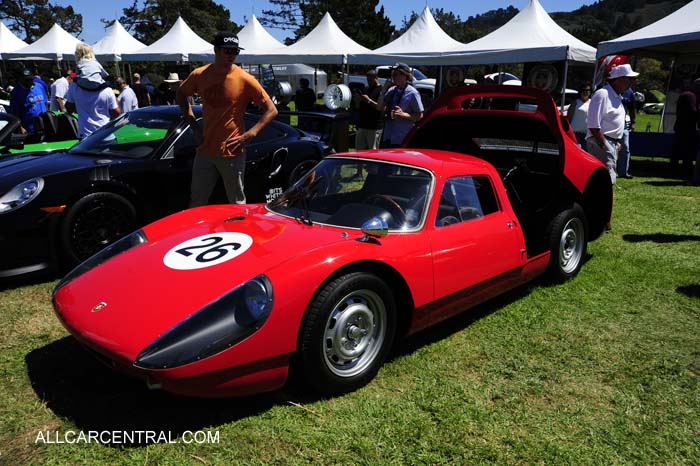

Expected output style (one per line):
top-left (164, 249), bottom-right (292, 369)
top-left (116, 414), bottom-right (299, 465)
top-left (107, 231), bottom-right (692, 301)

top-left (405, 110), bottom-right (569, 256)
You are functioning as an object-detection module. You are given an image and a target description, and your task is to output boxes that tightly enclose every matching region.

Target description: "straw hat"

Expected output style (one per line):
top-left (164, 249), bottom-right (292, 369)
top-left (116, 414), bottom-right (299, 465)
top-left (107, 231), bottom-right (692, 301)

top-left (164, 72), bottom-right (181, 83)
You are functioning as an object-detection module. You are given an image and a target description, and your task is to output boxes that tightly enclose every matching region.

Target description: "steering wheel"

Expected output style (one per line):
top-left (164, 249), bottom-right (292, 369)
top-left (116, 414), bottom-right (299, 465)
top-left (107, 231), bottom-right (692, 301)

top-left (365, 194), bottom-right (406, 225)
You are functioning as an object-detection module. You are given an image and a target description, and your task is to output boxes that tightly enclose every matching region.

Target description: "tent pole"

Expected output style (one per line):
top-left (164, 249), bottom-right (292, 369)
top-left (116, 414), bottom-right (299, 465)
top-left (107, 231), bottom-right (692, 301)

top-left (659, 57), bottom-right (676, 132)
top-left (497, 64), bottom-right (502, 84)
top-left (561, 57), bottom-right (570, 112)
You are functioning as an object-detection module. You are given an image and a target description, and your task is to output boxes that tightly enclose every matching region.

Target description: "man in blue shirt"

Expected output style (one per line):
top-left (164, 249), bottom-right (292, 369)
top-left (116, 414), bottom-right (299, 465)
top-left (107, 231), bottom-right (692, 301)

top-left (9, 68), bottom-right (49, 135)
top-left (377, 63), bottom-right (424, 148)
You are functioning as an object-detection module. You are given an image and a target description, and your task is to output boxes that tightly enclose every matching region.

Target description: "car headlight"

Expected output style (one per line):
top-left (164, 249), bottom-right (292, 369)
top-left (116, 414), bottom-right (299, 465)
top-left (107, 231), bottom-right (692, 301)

top-left (135, 275), bottom-right (274, 369)
top-left (0, 178), bottom-right (45, 214)
top-left (53, 229), bottom-right (148, 294)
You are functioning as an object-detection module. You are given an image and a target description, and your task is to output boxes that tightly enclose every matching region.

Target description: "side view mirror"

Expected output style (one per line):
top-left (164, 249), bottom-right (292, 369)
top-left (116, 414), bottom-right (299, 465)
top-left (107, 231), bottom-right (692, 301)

top-left (359, 216), bottom-right (388, 243)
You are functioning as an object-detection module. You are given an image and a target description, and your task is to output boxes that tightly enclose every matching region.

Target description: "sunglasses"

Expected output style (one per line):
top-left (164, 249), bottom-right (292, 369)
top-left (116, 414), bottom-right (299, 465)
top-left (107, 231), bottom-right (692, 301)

top-left (217, 47), bottom-right (239, 55)
top-left (581, 88), bottom-right (592, 92)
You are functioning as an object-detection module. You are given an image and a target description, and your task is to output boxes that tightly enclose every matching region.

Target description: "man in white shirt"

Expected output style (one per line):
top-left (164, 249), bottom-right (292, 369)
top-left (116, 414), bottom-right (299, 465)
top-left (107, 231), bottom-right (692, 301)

top-left (65, 83), bottom-right (120, 138)
top-left (50, 70), bottom-right (74, 112)
top-left (116, 77), bottom-right (138, 113)
top-left (586, 64), bottom-right (639, 185)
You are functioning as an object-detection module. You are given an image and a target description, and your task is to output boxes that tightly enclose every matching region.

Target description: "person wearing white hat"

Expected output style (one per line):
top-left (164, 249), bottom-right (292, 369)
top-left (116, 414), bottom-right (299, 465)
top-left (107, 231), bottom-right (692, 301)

top-left (586, 63), bottom-right (640, 185)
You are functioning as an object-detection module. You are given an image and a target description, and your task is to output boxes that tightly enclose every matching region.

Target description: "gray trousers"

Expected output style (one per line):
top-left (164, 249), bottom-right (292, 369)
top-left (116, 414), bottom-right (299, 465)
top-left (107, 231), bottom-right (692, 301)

top-left (190, 153), bottom-right (246, 207)
top-left (586, 137), bottom-right (618, 184)
top-left (355, 127), bottom-right (383, 150)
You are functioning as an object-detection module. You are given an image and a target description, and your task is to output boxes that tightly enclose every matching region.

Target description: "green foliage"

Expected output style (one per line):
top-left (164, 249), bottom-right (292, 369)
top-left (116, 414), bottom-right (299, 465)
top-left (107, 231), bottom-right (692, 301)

top-left (552, 0), bottom-right (692, 46)
top-left (259, 0), bottom-right (394, 49)
top-left (0, 0), bottom-right (82, 42)
top-left (112, 0), bottom-right (239, 45)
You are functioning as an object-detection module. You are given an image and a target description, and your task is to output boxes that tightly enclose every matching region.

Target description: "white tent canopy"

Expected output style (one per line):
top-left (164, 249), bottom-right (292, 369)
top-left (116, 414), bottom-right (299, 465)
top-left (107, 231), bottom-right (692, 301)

top-left (190, 14), bottom-right (287, 62)
top-left (597, 0), bottom-right (700, 60)
top-left (351, 7), bottom-right (467, 65)
top-left (123, 17), bottom-right (212, 62)
top-left (438, 0), bottom-right (597, 65)
top-left (3, 23), bottom-right (81, 60)
top-left (0, 22), bottom-right (28, 59)
top-left (92, 20), bottom-right (147, 62)
top-left (257, 13), bottom-right (371, 65)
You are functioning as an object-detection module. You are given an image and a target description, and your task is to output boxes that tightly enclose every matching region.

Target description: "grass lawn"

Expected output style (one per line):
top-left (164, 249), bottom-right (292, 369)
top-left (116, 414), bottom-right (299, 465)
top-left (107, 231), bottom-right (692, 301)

top-left (0, 159), bottom-right (698, 465)
top-left (634, 112), bottom-right (663, 133)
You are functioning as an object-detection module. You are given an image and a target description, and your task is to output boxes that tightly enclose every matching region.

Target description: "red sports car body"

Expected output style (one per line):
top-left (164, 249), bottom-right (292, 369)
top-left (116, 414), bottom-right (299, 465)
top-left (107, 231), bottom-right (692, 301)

top-left (53, 86), bottom-right (612, 397)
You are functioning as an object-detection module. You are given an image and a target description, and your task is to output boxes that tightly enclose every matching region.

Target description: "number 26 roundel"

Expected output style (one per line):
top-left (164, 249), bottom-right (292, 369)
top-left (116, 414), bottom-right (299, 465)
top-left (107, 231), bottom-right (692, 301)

top-left (163, 233), bottom-right (253, 270)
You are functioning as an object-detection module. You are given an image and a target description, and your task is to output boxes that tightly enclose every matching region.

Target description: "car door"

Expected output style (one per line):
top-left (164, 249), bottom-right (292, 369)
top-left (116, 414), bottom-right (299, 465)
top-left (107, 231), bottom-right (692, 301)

top-left (430, 175), bottom-right (526, 300)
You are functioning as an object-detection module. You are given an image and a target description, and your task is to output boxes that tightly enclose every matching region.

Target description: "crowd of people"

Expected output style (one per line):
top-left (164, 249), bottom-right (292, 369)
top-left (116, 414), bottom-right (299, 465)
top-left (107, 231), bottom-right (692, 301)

top-left (0, 43), bottom-right (196, 143)
top-left (2, 47), bottom-right (699, 195)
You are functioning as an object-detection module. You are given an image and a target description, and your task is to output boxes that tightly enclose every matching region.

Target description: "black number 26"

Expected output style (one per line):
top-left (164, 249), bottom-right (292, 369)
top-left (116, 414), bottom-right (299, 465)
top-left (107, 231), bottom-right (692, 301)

top-left (175, 236), bottom-right (241, 263)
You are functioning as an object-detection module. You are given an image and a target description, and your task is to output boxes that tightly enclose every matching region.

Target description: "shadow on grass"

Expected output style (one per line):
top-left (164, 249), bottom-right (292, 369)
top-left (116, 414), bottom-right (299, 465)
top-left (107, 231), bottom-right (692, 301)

top-left (643, 180), bottom-right (693, 187)
top-left (623, 233), bottom-right (700, 243)
top-left (0, 270), bottom-right (60, 293)
top-left (628, 159), bottom-right (686, 180)
top-left (677, 284), bottom-right (700, 299)
top-left (25, 337), bottom-right (280, 447)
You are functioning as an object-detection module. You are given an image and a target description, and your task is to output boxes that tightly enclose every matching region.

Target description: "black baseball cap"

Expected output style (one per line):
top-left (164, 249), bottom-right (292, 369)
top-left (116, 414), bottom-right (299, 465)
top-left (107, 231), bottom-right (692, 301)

top-left (19, 68), bottom-right (33, 80)
top-left (214, 31), bottom-right (244, 50)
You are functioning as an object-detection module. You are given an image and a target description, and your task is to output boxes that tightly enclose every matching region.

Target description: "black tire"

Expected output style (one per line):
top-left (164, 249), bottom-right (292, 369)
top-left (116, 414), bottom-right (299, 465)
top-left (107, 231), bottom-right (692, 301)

top-left (545, 203), bottom-right (588, 282)
top-left (299, 272), bottom-right (396, 396)
top-left (60, 192), bottom-right (138, 267)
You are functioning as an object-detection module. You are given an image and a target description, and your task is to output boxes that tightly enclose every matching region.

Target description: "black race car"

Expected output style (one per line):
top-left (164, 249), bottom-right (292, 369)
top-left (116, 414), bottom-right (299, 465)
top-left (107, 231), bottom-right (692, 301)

top-left (0, 106), bottom-right (332, 278)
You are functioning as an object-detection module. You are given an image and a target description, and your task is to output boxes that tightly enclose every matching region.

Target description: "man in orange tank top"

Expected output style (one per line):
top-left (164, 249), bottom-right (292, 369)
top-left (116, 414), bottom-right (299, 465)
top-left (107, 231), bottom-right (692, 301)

top-left (177, 31), bottom-right (278, 206)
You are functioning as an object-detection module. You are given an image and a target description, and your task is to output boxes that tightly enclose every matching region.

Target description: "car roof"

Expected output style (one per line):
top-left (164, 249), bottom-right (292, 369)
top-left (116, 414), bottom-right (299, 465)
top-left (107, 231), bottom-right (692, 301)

top-left (331, 148), bottom-right (495, 175)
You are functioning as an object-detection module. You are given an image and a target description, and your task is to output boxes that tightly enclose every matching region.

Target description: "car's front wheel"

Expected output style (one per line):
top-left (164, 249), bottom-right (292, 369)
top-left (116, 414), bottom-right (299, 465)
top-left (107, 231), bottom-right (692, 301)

top-left (545, 204), bottom-right (588, 282)
top-left (299, 272), bottom-right (396, 396)
top-left (60, 192), bottom-right (138, 267)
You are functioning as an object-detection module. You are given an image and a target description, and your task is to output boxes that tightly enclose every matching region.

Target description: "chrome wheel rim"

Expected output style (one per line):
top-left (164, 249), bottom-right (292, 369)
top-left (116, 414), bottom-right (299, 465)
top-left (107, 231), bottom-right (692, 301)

top-left (559, 218), bottom-right (584, 274)
top-left (323, 289), bottom-right (386, 378)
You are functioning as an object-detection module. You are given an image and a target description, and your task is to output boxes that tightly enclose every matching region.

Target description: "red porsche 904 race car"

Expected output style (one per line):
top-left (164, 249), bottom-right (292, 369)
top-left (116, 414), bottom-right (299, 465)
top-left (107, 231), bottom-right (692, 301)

top-left (52, 86), bottom-right (612, 398)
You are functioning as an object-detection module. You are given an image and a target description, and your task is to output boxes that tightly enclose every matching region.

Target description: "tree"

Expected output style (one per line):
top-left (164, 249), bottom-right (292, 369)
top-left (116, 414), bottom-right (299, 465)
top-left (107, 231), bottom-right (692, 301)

top-left (112, 0), bottom-right (239, 45)
top-left (0, 0), bottom-right (82, 42)
top-left (259, 0), bottom-right (394, 49)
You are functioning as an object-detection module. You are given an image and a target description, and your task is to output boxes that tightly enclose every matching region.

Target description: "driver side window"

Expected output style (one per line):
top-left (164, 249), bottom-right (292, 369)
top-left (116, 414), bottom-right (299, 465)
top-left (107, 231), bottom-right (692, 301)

top-left (436, 176), bottom-right (498, 227)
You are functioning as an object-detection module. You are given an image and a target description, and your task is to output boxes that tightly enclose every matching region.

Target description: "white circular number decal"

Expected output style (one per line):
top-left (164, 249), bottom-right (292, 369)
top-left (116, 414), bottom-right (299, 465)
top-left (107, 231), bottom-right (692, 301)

top-left (163, 233), bottom-right (253, 270)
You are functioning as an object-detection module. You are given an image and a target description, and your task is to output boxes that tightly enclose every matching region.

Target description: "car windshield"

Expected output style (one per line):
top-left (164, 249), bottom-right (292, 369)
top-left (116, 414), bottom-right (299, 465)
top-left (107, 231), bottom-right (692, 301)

top-left (68, 110), bottom-right (181, 159)
top-left (268, 158), bottom-right (432, 231)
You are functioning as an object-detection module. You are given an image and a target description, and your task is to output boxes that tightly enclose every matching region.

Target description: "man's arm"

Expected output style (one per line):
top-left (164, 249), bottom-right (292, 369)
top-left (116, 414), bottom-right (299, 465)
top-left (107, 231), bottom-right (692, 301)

top-left (109, 106), bottom-right (121, 119)
top-left (226, 99), bottom-right (278, 154)
top-left (176, 85), bottom-right (202, 144)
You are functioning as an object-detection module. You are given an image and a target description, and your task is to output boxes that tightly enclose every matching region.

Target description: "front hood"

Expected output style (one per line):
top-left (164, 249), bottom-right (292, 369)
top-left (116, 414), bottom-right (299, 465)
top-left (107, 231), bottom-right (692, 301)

top-left (53, 204), bottom-right (353, 362)
top-left (0, 151), bottom-right (102, 189)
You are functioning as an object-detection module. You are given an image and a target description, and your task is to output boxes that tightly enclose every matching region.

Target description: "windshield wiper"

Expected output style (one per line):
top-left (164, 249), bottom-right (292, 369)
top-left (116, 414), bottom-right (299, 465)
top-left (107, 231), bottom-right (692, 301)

top-left (295, 187), bottom-right (313, 225)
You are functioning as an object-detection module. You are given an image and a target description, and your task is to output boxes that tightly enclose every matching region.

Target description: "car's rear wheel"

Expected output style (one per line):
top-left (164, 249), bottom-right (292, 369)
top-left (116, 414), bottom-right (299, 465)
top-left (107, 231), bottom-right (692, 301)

top-left (545, 204), bottom-right (587, 282)
top-left (299, 272), bottom-right (396, 396)
top-left (60, 192), bottom-right (138, 267)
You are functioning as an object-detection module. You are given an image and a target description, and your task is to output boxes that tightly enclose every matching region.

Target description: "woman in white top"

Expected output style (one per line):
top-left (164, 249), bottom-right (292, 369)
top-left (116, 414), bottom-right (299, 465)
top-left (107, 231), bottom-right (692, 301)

top-left (567, 83), bottom-right (592, 150)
